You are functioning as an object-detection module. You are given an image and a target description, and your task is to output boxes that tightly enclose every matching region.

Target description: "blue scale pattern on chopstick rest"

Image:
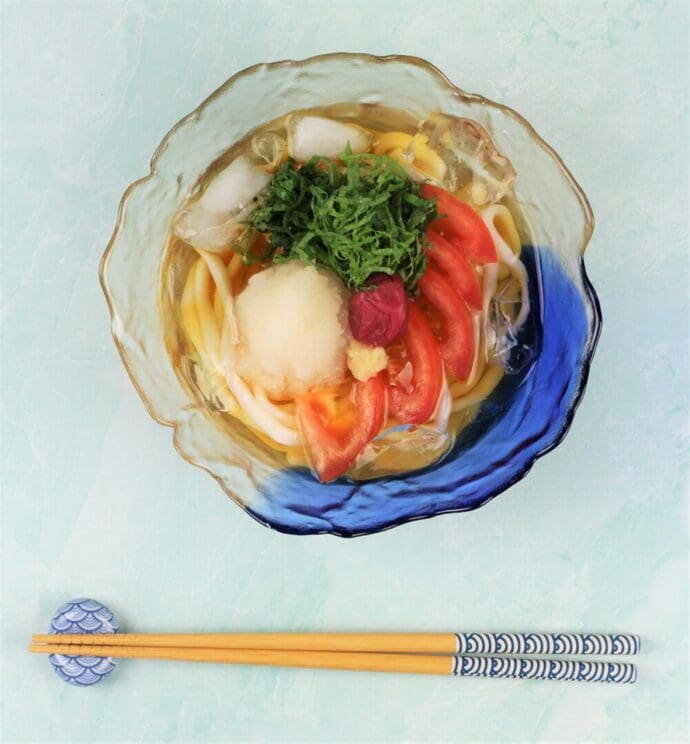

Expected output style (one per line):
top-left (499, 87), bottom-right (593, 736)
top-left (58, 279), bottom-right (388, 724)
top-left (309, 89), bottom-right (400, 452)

top-left (454, 632), bottom-right (640, 656)
top-left (48, 598), bottom-right (119, 686)
top-left (452, 656), bottom-right (637, 684)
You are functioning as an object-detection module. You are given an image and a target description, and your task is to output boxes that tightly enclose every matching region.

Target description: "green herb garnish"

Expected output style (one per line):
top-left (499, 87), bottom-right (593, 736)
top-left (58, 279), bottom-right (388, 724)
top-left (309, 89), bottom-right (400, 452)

top-left (245, 147), bottom-right (438, 292)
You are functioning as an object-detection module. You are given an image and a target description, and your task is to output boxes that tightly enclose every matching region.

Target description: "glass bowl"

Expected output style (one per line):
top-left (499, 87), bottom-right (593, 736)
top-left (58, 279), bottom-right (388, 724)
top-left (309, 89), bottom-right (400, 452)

top-left (100, 53), bottom-right (599, 536)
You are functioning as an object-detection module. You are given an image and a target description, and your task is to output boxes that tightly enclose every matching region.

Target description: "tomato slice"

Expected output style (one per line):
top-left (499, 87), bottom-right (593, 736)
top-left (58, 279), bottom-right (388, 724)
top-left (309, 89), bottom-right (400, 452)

top-left (421, 184), bottom-right (497, 264)
top-left (388, 303), bottom-right (443, 425)
top-left (296, 373), bottom-right (387, 482)
top-left (418, 265), bottom-right (475, 382)
top-left (425, 230), bottom-right (482, 311)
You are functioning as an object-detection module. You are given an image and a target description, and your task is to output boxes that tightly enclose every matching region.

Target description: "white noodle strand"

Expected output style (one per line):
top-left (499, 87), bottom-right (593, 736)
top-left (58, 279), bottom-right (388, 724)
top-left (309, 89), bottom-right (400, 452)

top-left (480, 206), bottom-right (530, 329)
top-left (219, 321), bottom-right (301, 446)
top-left (198, 249), bottom-right (239, 344)
top-left (254, 386), bottom-right (298, 429)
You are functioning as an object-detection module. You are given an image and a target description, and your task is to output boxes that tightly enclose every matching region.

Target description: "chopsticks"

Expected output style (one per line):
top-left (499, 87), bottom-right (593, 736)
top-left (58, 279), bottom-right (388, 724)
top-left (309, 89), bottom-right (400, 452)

top-left (30, 631), bottom-right (639, 683)
top-left (31, 631), bottom-right (640, 656)
top-left (29, 643), bottom-right (636, 683)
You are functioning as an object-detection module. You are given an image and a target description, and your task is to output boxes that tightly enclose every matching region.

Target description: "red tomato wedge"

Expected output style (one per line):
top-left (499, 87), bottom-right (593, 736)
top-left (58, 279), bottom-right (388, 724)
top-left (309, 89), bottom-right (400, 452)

top-left (418, 266), bottom-right (475, 382)
top-left (425, 230), bottom-right (482, 311)
top-left (388, 304), bottom-right (443, 425)
top-left (296, 373), bottom-right (387, 483)
top-left (421, 184), bottom-right (497, 264)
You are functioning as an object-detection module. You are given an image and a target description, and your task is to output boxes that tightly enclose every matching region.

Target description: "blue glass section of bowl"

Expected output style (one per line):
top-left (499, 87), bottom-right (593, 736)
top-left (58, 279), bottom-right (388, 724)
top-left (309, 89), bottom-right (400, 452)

top-left (48, 598), bottom-right (119, 686)
top-left (245, 246), bottom-right (601, 536)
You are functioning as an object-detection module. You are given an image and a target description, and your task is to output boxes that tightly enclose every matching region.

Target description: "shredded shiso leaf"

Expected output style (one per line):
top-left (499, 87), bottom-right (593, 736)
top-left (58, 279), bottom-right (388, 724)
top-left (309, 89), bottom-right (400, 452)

top-left (245, 147), bottom-right (438, 292)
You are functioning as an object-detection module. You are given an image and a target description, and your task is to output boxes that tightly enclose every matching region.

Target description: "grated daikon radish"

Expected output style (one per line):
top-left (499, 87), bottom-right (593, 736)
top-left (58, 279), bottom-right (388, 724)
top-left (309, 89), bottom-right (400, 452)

top-left (235, 262), bottom-right (350, 398)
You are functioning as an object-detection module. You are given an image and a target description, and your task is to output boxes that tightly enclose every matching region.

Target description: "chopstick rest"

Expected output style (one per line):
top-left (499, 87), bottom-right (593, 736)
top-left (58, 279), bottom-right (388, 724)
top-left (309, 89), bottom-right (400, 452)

top-left (45, 598), bottom-right (119, 686)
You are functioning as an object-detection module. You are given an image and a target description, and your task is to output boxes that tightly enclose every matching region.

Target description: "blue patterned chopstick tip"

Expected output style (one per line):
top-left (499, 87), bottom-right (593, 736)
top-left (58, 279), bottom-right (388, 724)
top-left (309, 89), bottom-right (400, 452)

top-left (453, 656), bottom-right (637, 684)
top-left (454, 632), bottom-right (640, 656)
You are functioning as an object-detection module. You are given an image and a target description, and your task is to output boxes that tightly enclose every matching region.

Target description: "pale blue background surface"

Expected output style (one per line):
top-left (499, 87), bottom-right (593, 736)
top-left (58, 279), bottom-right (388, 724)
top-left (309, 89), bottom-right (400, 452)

top-left (1, 1), bottom-right (688, 742)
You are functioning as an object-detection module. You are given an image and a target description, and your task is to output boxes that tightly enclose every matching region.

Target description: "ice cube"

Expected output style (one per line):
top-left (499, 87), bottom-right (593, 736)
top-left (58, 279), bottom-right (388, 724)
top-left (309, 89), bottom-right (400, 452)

top-left (419, 113), bottom-right (516, 206)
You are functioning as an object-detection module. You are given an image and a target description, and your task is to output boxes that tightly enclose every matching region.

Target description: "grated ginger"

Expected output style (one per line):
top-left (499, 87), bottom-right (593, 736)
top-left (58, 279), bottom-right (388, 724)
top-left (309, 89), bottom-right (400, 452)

top-left (347, 339), bottom-right (388, 382)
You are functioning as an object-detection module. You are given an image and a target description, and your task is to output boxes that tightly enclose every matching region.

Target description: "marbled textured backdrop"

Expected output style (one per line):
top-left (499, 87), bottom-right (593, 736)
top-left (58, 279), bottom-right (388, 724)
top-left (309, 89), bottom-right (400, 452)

top-left (1, 1), bottom-right (688, 742)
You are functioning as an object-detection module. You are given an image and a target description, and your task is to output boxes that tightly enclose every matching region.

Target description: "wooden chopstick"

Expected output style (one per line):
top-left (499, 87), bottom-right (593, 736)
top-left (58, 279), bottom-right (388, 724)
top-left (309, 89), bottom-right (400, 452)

top-left (31, 631), bottom-right (640, 656)
top-left (28, 643), bottom-right (637, 683)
